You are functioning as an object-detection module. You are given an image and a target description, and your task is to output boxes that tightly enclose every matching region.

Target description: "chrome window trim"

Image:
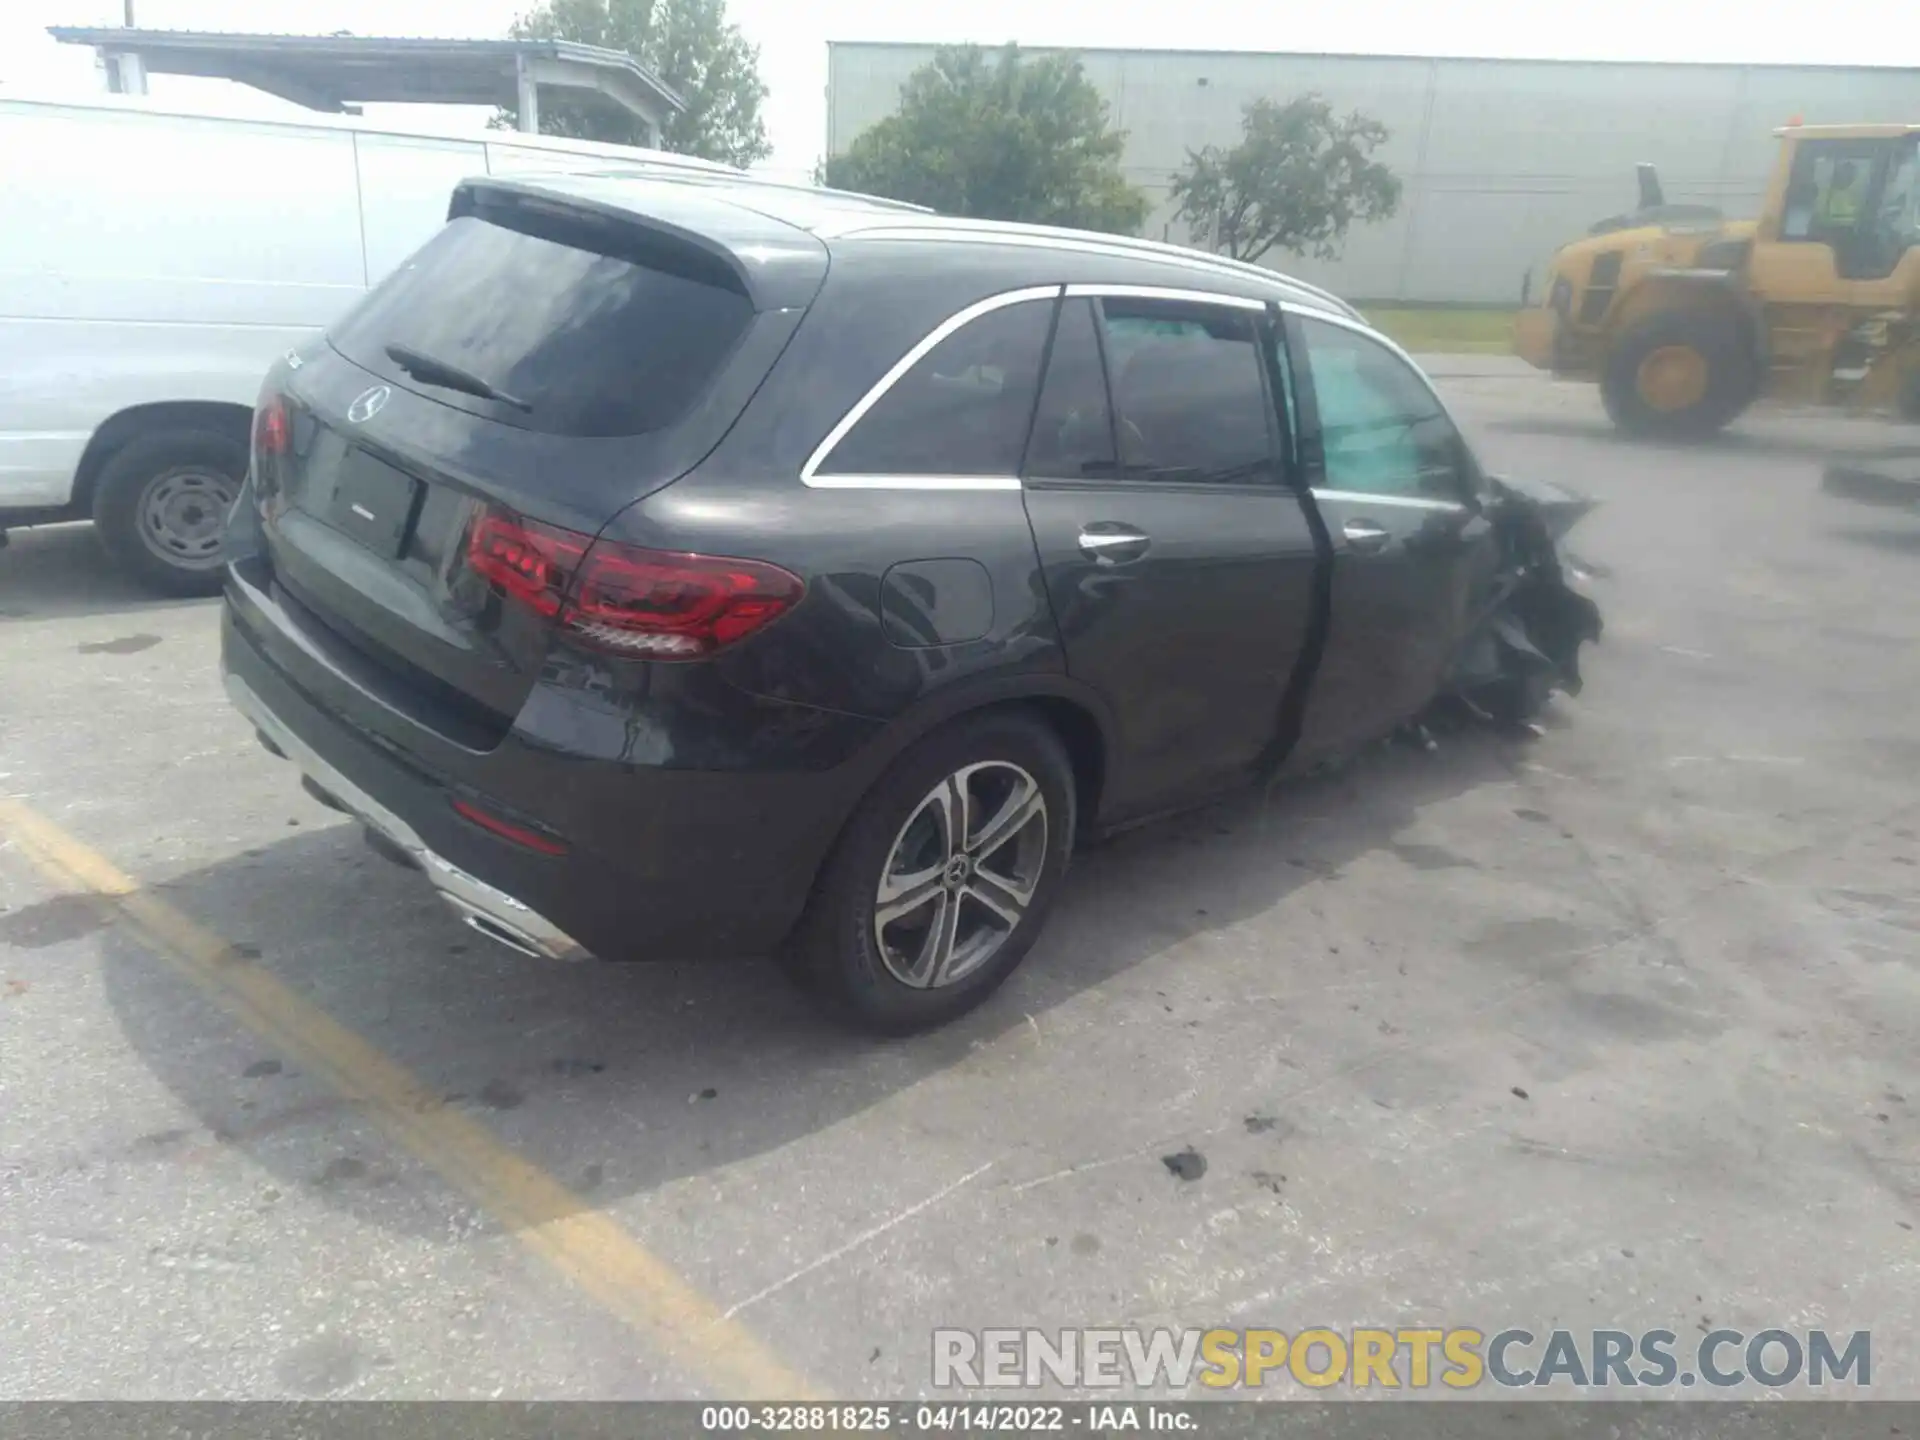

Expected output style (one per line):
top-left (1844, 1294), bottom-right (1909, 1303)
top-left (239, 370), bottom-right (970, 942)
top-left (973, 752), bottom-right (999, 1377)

top-left (802, 474), bottom-right (1024, 492)
top-left (796, 283), bottom-right (1466, 496)
top-left (800, 284), bottom-right (1062, 490)
top-left (1064, 282), bottom-right (1266, 312)
top-left (1308, 487), bottom-right (1465, 513)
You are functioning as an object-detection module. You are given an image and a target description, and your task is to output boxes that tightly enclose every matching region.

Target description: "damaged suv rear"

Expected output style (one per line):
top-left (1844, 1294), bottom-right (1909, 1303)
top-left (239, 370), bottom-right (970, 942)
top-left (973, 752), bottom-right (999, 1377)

top-left (221, 171), bottom-right (1599, 1033)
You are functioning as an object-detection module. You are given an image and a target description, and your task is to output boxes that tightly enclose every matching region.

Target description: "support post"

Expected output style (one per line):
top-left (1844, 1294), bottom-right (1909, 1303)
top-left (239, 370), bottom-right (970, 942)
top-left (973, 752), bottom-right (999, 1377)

top-left (102, 49), bottom-right (148, 95)
top-left (515, 54), bottom-right (540, 134)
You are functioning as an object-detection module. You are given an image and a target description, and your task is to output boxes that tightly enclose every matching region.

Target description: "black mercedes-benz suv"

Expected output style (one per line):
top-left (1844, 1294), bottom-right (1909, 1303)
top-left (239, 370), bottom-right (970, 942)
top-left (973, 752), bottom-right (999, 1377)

top-left (220, 170), bottom-right (1598, 1032)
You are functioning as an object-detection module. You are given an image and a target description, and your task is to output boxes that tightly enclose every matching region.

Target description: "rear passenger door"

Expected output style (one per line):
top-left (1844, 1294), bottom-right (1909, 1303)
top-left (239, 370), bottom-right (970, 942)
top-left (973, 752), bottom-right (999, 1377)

top-left (1283, 312), bottom-right (1501, 764)
top-left (1021, 288), bottom-right (1322, 820)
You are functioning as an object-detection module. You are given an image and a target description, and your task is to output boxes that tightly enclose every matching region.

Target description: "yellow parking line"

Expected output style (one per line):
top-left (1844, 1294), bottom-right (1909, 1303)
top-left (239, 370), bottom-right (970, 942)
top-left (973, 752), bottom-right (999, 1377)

top-left (0, 795), bottom-right (818, 1400)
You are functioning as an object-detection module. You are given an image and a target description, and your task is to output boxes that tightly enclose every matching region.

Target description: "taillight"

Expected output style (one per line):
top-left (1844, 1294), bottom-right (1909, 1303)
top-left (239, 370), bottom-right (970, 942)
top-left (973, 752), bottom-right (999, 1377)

top-left (464, 510), bottom-right (803, 659)
top-left (252, 392), bottom-right (288, 465)
top-left (467, 513), bottom-right (584, 619)
top-left (568, 545), bottom-right (804, 657)
top-left (251, 391), bottom-right (290, 516)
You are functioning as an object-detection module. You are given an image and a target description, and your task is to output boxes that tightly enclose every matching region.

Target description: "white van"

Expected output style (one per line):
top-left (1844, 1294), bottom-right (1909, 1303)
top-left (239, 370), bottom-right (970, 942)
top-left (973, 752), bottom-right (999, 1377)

top-left (0, 93), bottom-right (744, 593)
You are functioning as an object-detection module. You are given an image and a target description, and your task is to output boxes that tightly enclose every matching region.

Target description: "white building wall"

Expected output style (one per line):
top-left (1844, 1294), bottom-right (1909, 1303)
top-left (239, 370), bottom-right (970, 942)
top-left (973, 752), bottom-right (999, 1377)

top-left (826, 44), bottom-right (1920, 304)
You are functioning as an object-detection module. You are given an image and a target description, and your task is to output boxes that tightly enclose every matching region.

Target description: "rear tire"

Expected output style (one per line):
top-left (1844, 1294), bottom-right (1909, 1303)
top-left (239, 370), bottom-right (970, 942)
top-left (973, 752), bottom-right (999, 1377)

top-left (92, 429), bottom-right (246, 597)
top-left (1601, 312), bottom-right (1756, 439)
top-left (790, 710), bottom-right (1076, 1035)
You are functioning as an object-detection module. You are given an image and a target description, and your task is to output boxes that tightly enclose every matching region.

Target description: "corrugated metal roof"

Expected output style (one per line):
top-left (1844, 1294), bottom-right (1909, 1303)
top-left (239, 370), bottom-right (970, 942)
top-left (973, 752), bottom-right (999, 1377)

top-left (823, 38), bottom-right (1920, 75)
top-left (47, 27), bottom-right (684, 113)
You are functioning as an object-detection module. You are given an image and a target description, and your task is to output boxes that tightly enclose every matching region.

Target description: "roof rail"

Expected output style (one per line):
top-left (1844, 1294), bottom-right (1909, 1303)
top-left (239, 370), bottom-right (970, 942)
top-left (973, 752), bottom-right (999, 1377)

top-left (832, 217), bottom-right (1362, 317)
top-left (1053, 226), bottom-right (1359, 314)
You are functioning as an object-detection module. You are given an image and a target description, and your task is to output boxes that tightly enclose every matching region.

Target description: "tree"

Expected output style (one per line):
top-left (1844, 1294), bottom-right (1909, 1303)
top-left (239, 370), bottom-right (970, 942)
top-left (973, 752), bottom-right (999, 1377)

top-left (1170, 95), bottom-right (1401, 265)
top-left (497, 0), bottom-right (769, 168)
top-left (822, 45), bottom-right (1148, 235)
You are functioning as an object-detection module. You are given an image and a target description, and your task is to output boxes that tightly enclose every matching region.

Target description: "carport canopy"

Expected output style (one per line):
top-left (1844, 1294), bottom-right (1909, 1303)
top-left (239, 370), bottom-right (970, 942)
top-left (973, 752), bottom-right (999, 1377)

top-left (46, 28), bottom-right (685, 146)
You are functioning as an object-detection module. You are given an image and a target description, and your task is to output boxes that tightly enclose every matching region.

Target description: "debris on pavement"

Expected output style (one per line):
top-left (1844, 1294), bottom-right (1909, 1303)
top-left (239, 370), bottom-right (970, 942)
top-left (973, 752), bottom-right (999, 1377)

top-left (1161, 1148), bottom-right (1208, 1181)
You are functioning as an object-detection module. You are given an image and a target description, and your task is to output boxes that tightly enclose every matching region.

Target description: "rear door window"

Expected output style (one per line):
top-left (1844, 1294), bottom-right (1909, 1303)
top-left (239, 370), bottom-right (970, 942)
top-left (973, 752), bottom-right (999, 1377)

top-left (1024, 298), bottom-right (1117, 480)
top-left (815, 297), bottom-right (1054, 478)
top-left (1097, 298), bottom-right (1280, 485)
top-left (329, 214), bottom-right (754, 439)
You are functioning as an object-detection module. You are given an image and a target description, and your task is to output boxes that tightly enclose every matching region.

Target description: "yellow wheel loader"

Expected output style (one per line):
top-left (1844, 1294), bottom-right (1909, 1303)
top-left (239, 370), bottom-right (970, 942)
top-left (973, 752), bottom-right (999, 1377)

top-left (1515, 124), bottom-right (1920, 440)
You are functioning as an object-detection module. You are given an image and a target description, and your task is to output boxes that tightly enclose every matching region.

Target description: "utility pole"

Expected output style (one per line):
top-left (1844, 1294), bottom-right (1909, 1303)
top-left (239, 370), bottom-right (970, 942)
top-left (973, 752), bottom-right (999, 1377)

top-left (124, 1), bottom-right (137, 24)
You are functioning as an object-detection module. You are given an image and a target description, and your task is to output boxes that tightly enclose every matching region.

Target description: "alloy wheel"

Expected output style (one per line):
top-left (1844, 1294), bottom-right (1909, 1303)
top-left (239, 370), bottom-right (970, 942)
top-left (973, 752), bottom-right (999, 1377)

top-left (873, 761), bottom-right (1049, 989)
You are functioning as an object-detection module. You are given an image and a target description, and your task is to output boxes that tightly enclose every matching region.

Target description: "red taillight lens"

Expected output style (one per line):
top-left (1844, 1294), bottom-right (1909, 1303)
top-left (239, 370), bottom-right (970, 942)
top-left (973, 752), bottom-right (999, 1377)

top-left (467, 513), bottom-right (586, 619)
top-left (568, 545), bottom-right (804, 658)
top-left (252, 393), bottom-right (289, 462)
top-left (464, 509), bottom-right (802, 659)
top-left (251, 392), bottom-right (291, 517)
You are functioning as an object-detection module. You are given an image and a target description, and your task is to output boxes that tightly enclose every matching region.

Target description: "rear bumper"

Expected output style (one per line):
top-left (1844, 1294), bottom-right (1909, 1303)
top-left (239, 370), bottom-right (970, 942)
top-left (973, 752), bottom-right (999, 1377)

top-left (223, 665), bottom-right (590, 963)
top-left (219, 553), bottom-right (884, 962)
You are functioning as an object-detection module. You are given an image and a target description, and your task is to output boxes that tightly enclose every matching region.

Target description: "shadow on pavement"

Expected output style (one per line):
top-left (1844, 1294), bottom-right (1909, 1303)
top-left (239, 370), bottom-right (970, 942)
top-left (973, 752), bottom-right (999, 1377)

top-left (1823, 521), bottom-right (1920, 556)
top-left (0, 523), bottom-right (207, 622)
top-left (1484, 414), bottom-right (1909, 462)
top-left (29, 728), bottom-right (1525, 1240)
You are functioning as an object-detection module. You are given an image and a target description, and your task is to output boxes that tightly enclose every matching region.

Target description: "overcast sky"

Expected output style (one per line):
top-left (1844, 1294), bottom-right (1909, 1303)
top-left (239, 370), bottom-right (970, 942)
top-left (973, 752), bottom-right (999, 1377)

top-left (1, 0), bottom-right (1908, 180)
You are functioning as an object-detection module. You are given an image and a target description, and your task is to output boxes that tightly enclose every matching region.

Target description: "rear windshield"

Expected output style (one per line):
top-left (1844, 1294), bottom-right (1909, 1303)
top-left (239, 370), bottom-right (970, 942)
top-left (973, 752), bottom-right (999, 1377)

top-left (329, 213), bottom-right (754, 439)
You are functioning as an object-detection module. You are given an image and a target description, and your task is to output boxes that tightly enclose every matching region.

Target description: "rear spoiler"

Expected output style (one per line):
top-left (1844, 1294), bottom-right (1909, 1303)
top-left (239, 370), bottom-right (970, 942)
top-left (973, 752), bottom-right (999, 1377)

top-left (448, 177), bottom-right (829, 311)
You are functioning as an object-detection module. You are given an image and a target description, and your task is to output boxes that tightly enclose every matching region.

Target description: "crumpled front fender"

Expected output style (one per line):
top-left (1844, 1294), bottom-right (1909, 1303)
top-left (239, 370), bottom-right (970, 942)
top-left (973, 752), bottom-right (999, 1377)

top-left (1438, 473), bottom-right (1604, 728)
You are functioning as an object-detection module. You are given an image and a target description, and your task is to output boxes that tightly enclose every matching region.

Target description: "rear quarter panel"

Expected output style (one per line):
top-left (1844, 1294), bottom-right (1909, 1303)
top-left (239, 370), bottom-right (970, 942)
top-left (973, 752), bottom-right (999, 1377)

top-left (602, 252), bottom-right (1094, 795)
top-left (630, 481), bottom-right (1070, 723)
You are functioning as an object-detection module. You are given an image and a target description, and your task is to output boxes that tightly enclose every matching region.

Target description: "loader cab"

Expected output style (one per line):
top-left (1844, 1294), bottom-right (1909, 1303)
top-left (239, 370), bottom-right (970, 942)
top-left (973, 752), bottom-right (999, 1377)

top-left (1757, 127), bottom-right (1920, 289)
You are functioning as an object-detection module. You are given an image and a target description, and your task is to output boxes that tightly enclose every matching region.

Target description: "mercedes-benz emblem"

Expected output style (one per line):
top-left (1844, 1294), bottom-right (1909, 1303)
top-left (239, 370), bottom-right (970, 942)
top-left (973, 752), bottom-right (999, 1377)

top-left (347, 384), bottom-right (391, 424)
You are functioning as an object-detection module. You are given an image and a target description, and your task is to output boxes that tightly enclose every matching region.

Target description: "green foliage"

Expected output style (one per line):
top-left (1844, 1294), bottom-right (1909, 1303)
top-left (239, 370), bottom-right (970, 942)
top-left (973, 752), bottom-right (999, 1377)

top-left (1360, 307), bottom-right (1516, 355)
top-left (1170, 95), bottom-right (1401, 264)
top-left (821, 45), bottom-right (1148, 234)
top-left (497, 0), bottom-right (769, 168)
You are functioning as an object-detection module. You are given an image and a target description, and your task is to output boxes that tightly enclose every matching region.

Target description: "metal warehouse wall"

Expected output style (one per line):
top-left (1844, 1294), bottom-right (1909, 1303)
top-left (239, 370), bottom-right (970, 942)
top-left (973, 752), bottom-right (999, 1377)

top-left (826, 43), bottom-right (1920, 304)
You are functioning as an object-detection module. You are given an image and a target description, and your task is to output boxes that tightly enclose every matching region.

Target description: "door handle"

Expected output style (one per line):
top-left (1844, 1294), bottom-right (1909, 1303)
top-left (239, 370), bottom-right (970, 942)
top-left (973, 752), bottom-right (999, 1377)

top-left (1078, 527), bottom-right (1151, 564)
top-left (1341, 518), bottom-right (1391, 554)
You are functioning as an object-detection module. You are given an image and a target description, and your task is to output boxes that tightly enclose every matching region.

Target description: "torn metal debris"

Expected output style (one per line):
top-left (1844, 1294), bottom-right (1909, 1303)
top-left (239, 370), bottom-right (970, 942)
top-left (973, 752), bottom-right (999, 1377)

top-left (1431, 473), bottom-right (1605, 734)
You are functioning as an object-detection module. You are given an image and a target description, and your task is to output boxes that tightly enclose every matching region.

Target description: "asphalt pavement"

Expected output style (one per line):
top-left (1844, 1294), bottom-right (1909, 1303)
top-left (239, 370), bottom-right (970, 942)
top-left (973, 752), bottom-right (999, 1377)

top-left (2, 372), bottom-right (1916, 1401)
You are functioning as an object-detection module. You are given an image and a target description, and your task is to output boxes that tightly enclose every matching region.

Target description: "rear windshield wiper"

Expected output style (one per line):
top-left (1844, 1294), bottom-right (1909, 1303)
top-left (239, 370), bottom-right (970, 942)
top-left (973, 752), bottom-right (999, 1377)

top-left (383, 343), bottom-right (532, 413)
